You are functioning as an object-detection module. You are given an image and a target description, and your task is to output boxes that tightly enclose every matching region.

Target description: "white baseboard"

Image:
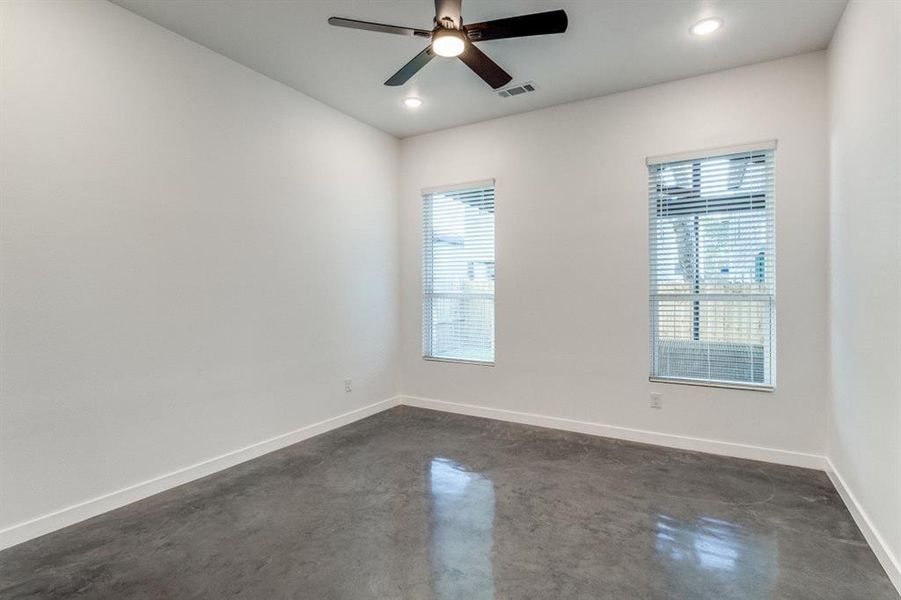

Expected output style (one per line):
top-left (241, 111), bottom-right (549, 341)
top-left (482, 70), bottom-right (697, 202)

top-left (0, 396), bottom-right (401, 551)
top-left (399, 395), bottom-right (826, 469)
top-left (825, 458), bottom-right (901, 596)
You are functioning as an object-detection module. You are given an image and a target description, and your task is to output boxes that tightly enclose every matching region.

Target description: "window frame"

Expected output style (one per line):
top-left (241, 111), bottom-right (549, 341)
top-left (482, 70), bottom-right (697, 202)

top-left (647, 143), bottom-right (776, 392)
top-left (421, 180), bottom-right (496, 367)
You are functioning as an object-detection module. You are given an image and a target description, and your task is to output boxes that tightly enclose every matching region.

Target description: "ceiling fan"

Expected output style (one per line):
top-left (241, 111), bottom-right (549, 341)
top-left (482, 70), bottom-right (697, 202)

top-left (328, 0), bottom-right (568, 90)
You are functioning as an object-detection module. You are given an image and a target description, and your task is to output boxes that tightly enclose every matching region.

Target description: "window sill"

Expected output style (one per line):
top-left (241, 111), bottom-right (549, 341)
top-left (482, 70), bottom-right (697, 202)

top-left (423, 356), bottom-right (495, 367)
top-left (649, 376), bottom-right (774, 393)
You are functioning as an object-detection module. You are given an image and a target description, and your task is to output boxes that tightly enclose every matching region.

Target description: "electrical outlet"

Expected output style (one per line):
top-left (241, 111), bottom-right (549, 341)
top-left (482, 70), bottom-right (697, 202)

top-left (650, 392), bottom-right (663, 409)
top-left (344, 378), bottom-right (352, 393)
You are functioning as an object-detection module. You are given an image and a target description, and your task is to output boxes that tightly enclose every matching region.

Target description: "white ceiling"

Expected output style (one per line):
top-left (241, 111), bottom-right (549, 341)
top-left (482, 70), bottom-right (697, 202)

top-left (113, 0), bottom-right (847, 138)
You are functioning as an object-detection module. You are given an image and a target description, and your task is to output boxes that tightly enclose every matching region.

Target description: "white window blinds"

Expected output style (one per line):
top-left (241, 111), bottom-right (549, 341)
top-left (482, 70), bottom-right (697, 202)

top-left (422, 182), bottom-right (495, 364)
top-left (648, 146), bottom-right (776, 389)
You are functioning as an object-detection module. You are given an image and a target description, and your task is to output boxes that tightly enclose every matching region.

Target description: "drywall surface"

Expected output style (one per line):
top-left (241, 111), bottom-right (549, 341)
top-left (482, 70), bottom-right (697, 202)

top-left (827, 0), bottom-right (901, 584)
top-left (0, 0), bottom-right (399, 534)
top-left (399, 52), bottom-right (830, 459)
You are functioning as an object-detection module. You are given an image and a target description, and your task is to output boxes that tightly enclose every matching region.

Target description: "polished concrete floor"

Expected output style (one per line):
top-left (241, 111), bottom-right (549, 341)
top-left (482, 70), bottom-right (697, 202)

top-left (0, 406), bottom-right (895, 599)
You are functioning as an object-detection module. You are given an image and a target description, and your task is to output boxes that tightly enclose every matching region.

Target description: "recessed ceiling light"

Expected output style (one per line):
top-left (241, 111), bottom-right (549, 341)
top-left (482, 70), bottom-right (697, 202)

top-left (690, 17), bottom-right (723, 36)
top-left (403, 97), bottom-right (423, 108)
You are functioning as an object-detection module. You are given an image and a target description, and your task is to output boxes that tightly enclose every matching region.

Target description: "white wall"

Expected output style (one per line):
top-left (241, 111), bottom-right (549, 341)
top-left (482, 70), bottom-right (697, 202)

top-left (827, 0), bottom-right (901, 585)
top-left (399, 52), bottom-right (830, 462)
top-left (0, 0), bottom-right (399, 537)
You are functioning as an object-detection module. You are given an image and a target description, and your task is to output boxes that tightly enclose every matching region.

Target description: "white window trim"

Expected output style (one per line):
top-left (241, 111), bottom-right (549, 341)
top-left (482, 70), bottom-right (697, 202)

top-left (423, 356), bottom-right (495, 367)
top-left (649, 376), bottom-right (775, 393)
top-left (647, 139), bottom-right (777, 167)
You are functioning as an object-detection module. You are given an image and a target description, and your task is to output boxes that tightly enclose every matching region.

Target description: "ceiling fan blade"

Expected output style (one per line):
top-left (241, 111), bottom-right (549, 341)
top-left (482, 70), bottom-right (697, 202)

top-left (384, 46), bottom-right (436, 86)
top-left (434, 0), bottom-right (462, 28)
top-left (465, 10), bottom-right (568, 42)
top-left (457, 41), bottom-right (512, 89)
top-left (328, 17), bottom-right (431, 38)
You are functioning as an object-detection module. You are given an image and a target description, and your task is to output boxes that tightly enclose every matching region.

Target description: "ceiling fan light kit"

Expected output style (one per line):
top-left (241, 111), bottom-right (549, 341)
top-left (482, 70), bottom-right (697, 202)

top-left (328, 0), bottom-right (568, 90)
top-left (431, 29), bottom-right (466, 57)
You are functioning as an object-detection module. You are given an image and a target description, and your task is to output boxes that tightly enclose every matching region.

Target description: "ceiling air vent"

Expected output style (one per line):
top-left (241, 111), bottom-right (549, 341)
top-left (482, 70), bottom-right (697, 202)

top-left (498, 81), bottom-right (536, 98)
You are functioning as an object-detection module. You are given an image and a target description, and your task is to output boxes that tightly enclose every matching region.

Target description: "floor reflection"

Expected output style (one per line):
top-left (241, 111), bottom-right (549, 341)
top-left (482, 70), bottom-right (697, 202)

top-left (427, 458), bottom-right (496, 600)
top-left (655, 513), bottom-right (778, 595)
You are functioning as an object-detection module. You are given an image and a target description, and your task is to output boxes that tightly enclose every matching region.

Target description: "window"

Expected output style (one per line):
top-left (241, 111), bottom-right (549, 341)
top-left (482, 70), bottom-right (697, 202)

top-left (422, 181), bottom-right (495, 364)
top-left (648, 144), bottom-right (775, 389)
